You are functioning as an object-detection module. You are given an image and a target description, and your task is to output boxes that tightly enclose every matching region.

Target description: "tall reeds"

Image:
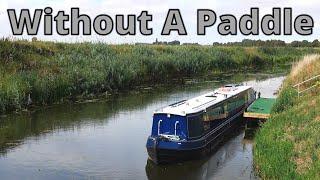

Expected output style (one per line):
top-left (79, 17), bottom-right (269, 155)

top-left (0, 40), bottom-right (318, 113)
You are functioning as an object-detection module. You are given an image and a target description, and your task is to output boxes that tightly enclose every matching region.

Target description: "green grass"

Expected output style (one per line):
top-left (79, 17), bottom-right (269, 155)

top-left (254, 55), bottom-right (320, 179)
top-left (0, 39), bottom-right (319, 113)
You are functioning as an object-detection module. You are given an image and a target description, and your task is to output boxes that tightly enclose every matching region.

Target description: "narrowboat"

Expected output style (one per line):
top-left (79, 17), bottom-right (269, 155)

top-left (146, 84), bottom-right (256, 164)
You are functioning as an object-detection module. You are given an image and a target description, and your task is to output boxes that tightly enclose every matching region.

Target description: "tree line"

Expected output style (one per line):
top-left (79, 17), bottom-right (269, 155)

top-left (213, 39), bottom-right (320, 47)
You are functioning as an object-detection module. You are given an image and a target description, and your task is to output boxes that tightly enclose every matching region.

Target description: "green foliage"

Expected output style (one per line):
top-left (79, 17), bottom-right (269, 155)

top-left (254, 109), bottom-right (297, 179)
top-left (271, 86), bottom-right (298, 113)
top-left (0, 40), bottom-right (319, 113)
top-left (0, 74), bottom-right (29, 112)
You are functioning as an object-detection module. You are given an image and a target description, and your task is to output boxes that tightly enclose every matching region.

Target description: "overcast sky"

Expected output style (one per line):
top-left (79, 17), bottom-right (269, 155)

top-left (0, 0), bottom-right (320, 44)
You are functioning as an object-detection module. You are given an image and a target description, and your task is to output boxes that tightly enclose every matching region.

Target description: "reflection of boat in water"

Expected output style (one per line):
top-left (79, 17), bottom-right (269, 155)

top-left (146, 84), bottom-right (256, 164)
top-left (145, 126), bottom-right (254, 180)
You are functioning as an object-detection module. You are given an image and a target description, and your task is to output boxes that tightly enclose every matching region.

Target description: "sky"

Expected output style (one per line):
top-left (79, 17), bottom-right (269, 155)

top-left (0, 0), bottom-right (320, 44)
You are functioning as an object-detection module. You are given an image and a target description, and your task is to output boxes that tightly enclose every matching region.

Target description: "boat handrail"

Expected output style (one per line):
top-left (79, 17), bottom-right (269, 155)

top-left (154, 100), bottom-right (187, 113)
top-left (174, 121), bottom-right (179, 136)
top-left (169, 100), bottom-right (187, 107)
top-left (192, 99), bottom-right (217, 110)
top-left (157, 120), bottom-right (162, 135)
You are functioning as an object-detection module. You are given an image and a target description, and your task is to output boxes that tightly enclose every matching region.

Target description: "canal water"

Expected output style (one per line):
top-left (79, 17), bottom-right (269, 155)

top-left (0, 73), bottom-right (284, 180)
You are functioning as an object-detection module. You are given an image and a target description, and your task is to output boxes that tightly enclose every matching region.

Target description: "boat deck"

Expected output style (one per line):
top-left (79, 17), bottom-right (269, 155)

top-left (243, 98), bottom-right (276, 119)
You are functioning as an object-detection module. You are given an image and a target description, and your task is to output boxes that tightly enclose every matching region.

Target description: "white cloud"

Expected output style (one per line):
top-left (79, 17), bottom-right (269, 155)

top-left (0, 0), bottom-right (319, 44)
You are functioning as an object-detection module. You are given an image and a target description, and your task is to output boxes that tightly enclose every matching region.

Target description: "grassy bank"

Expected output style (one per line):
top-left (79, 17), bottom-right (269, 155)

top-left (254, 55), bottom-right (320, 179)
top-left (0, 39), bottom-right (319, 113)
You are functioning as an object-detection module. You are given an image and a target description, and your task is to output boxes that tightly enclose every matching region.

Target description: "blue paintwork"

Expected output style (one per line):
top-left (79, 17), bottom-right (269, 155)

top-left (146, 137), bottom-right (205, 151)
top-left (146, 87), bottom-right (256, 163)
top-left (151, 114), bottom-right (188, 140)
top-left (146, 108), bottom-right (242, 151)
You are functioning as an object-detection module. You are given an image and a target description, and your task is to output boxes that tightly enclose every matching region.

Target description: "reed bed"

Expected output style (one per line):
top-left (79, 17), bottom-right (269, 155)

top-left (0, 39), bottom-right (318, 113)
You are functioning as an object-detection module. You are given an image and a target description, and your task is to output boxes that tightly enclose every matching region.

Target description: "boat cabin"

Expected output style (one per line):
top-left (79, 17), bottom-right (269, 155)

top-left (150, 84), bottom-right (255, 141)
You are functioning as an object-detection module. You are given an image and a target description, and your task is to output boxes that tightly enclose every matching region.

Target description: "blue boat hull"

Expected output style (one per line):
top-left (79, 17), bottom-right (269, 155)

top-left (146, 109), bottom-right (245, 164)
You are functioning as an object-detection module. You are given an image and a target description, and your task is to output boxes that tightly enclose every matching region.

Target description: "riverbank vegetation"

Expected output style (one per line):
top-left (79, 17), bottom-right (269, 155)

top-left (254, 55), bottom-right (320, 179)
top-left (213, 38), bottom-right (320, 47)
top-left (0, 39), bottom-right (319, 113)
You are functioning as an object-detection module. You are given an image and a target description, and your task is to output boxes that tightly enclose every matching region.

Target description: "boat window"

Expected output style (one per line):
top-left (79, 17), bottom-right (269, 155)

top-left (187, 114), bottom-right (204, 139)
top-left (227, 95), bottom-right (245, 112)
top-left (204, 105), bottom-right (224, 121)
top-left (209, 106), bottom-right (224, 115)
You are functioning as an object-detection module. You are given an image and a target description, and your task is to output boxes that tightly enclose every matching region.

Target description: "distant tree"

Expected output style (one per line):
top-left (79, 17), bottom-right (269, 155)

top-left (312, 39), bottom-right (320, 47)
top-left (290, 41), bottom-right (300, 47)
top-left (168, 40), bottom-right (180, 45)
top-left (212, 42), bottom-right (220, 46)
top-left (301, 40), bottom-right (310, 47)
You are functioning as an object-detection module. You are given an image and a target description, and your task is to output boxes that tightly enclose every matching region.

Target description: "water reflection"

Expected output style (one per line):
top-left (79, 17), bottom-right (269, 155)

top-left (145, 122), bottom-right (258, 180)
top-left (0, 72), bottom-right (284, 179)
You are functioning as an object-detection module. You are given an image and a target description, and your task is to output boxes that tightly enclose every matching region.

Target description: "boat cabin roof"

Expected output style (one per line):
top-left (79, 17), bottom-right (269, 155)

top-left (154, 84), bottom-right (252, 116)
